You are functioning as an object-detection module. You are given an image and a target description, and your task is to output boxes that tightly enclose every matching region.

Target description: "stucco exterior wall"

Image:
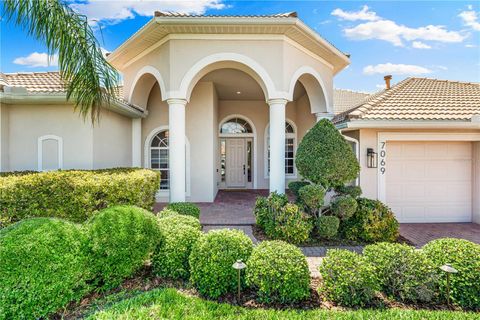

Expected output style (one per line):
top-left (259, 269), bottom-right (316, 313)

top-left (0, 103), bottom-right (9, 172)
top-left (6, 104), bottom-right (94, 171)
top-left (93, 110), bottom-right (132, 169)
top-left (473, 141), bottom-right (480, 223)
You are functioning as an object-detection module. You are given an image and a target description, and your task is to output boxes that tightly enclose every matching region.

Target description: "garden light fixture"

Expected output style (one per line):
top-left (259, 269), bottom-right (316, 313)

top-left (366, 148), bottom-right (378, 168)
top-left (440, 264), bottom-right (458, 306)
top-left (232, 259), bottom-right (247, 303)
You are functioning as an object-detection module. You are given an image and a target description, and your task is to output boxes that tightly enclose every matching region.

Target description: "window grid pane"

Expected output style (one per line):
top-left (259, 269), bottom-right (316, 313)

top-left (150, 130), bottom-right (169, 190)
top-left (267, 123), bottom-right (296, 176)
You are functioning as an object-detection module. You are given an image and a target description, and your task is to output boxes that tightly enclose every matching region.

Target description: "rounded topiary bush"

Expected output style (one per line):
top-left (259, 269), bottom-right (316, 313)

top-left (298, 184), bottom-right (325, 216)
top-left (330, 195), bottom-right (357, 220)
top-left (166, 202), bottom-right (200, 218)
top-left (319, 249), bottom-right (379, 307)
top-left (246, 241), bottom-right (310, 303)
top-left (334, 185), bottom-right (362, 199)
top-left (363, 242), bottom-right (438, 303)
top-left (158, 213), bottom-right (201, 230)
top-left (288, 180), bottom-right (311, 199)
top-left (85, 205), bottom-right (162, 291)
top-left (341, 198), bottom-right (399, 243)
top-left (0, 218), bottom-right (89, 319)
top-left (269, 203), bottom-right (313, 245)
top-left (295, 119), bottom-right (359, 189)
top-left (153, 222), bottom-right (202, 279)
top-left (423, 238), bottom-right (480, 309)
top-left (157, 208), bottom-right (179, 218)
top-left (189, 229), bottom-right (253, 299)
top-left (317, 215), bottom-right (340, 239)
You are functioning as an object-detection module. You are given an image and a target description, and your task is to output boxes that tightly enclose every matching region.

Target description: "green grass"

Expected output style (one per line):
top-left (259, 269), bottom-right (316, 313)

top-left (88, 288), bottom-right (477, 320)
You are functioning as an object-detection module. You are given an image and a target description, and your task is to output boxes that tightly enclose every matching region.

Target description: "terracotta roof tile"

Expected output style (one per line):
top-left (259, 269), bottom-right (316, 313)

top-left (1, 71), bottom-right (65, 93)
top-left (332, 77), bottom-right (480, 124)
top-left (333, 89), bottom-right (371, 114)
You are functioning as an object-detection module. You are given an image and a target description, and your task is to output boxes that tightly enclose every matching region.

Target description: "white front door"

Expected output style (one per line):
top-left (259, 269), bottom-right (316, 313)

top-left (226, 138), bottom-right (246, 188)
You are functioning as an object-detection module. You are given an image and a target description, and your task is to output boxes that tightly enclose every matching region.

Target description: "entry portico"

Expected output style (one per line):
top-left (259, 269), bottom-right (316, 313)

top-left (108, 11), bottom-right (350, 202)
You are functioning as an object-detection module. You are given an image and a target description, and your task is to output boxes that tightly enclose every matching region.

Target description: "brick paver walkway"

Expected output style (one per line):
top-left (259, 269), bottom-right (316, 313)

top-left (400, 223), bottom-right (480, 248)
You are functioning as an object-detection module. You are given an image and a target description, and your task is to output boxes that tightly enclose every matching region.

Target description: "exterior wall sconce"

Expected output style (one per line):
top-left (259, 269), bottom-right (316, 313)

top-left (367, 148), bottom-right (378, 168)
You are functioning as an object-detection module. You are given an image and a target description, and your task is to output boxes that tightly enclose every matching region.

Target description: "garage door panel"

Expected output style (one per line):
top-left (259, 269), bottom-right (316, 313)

top-left (386, 141), bottom-right (472, 223)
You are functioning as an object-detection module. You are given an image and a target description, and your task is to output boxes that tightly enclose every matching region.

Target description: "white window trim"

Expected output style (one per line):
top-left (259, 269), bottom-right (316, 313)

top-left (218, 114), bottom-right (258, 189)
top-left (37, 135), bottom-right (63, 171)
top-left (144, 126), bottom-right (191, 197)
top-left (264, 118), bottom-right (298, 179)
top-left (343, 135), bottom-right (360, 186)
top-left (377, 132), bottom-right (480, 203)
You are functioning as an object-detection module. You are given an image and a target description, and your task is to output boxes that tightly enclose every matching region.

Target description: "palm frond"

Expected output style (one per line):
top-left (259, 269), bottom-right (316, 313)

top-left (2, 0), bottom-right (120, 123)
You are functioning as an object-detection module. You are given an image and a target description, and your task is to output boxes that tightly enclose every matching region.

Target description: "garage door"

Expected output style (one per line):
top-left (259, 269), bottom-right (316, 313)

top-left (386, 141), bottom-right (472, 223)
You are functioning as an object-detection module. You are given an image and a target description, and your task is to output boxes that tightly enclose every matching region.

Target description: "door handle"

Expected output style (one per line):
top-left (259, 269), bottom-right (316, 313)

top-left (243, 165), bottom-right (246, 175)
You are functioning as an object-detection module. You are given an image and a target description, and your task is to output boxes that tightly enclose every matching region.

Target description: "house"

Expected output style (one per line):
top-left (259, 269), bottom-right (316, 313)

top-left (0, 12), bottom-right (350, 203)
top-left (333, 77), bottom-right (480, 223)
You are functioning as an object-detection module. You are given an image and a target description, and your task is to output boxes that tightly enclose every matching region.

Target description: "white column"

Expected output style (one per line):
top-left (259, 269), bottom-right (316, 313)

top-left (167, 98), bottom-right (187, 202)
top-left (315, 112), bottom-right (334, 122)
top-left (132, 118), bottom-right (142, 167)
top-left (268, 98), bottom-right (287, 194)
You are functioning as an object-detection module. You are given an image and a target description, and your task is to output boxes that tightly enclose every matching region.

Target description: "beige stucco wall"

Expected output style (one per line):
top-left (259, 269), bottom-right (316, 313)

top-left (0, 103), bottom-right (9, 171)
top-left (93, 110), bottom-right (132, 169)
top-left (473, 141), bottom-right (480, 223)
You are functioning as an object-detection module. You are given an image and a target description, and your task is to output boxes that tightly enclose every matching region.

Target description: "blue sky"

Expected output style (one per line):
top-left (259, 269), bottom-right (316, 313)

top-left (1, 1), bottom-right (479, 92)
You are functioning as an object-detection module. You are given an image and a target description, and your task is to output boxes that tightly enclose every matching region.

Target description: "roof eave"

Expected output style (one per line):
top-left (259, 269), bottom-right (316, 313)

top-left (337, 119), bottom-right (480, 130)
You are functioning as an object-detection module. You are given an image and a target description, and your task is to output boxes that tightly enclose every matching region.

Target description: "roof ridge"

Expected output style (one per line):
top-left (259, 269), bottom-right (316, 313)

top-left (409, 77), bottom-right (480, 85)
top-left (334, 88), bottom-right (371, 95)
top-left (154, 11), bottom-right (298, 18)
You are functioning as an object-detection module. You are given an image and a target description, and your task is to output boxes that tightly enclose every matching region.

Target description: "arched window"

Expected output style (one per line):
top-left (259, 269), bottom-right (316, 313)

top-left (266, 121), bottom-right (297, 177)
top-left (150, 130), bottom-right (169, 190)
top-left (220, 117), bottom-right (253, 134)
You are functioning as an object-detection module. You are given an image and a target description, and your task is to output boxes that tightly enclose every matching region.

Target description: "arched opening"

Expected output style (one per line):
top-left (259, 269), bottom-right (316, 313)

top-left (288, 67), bottom-right (330, 114)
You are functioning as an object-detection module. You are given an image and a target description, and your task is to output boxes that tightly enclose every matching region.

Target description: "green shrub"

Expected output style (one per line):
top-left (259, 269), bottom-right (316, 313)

top-left (189, 229), bottom-right (253, 299)
top-left (0, 218), bottom-right (89, 319)
top-left (295, 119), bottom-right (359, 189)
top-left (298, 184), bottom-right (326, 217)
top-left (253, 192), bottom-right (289, 232)
top-left (288, 180), bottom-right (311, 199)
top-left (157, 208), bottom-right (179, 218)
top-left (246, 241), bottom-right (310, 303)
top-left (158, 213), bottom-right (201, 230)
top-left (423, 238), bottom-right (480, 309)
top-left (85, 206), bottom-right (162, 291)
top-left (0, 168), bottom-right (160, 226)
top-left (319, 249), bottom-right (379, 307)
top-left (153, 222), bottom-right (201, 279)
top-left (330, 195), bottom-right (357, 220)
top-left (166, 202), bottom-right (200, 218)
top-left (341, 198), bottom-right (399, 243)
top-left (334, 185), bottom-right (362, 198)
top-left (363, 243), bottom-right (438, 303)
top-left (268, 203), bottom-right (313, 245)
top-left (317, 216), bottom-right (340, 239)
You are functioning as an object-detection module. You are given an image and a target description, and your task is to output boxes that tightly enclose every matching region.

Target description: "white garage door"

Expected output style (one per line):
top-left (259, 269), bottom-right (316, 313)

top-left (386, 141), bottom-right (472, 223)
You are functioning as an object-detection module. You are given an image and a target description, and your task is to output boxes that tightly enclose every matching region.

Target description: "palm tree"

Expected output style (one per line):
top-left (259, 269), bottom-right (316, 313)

top-left (2, 0), bottom-right (119, 122)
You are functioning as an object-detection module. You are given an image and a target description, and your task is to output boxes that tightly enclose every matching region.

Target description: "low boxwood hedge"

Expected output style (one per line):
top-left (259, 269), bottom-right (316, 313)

top-left (189, 229), bottom-right (253, 299)
top-left (166, 202), bottom-right (201, 218)
top-left (246, 241), bottom-right (310, 303)
top-left (158, 213), bottom-right (202, 230)
top-left (317, 215), bottom-right (340, 239)
top-left (0, 168), bottom-right (160, 227)
top-left (423, 238), bottom-right (480, 309)
top-left (84, 206), bottom-right (162, 291)
top-left (0, 218), bottom-right (89, 319)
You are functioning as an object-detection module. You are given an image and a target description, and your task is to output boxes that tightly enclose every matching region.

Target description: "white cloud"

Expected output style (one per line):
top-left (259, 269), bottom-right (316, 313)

top-left (333, 5), bottom-right (467, 47)
top-left (331, 5), bottom-right (379, 21)
top-left (71, 0), bottom-right (226, 25)
top-left (412, 41), bottom-right (431, 49)
top-left (13, 52), bottom-right (58, 68)
top-left (459, 9), bottom-right (480, 31)
top-left (465, 44), bottom-right (478, 47)
top-left (363, 63), bottom-right (432, 76)
top-left (376, 84), bottom-right (386, 89)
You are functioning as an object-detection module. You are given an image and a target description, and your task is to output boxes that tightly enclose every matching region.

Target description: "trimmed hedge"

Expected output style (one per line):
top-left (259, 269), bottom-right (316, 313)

top-left (298, 184), bottom-right (325, 216)
top-left (319, 249), bottom-right (379, 307)
top-left (153, 222), bottom-right (202, 279)
top-left (189, 229), bottom-right (253, 299)
top-left (166, 202), bottom-right (201, 218)
top-left (157, 208), bottom-right (179, 218)
top-left (363, 242), bottom-right (438, 303)
top-left (158, 213), bottom-right (202, 230)
top-left (246, 241), bottom-right (310, 303)
top-left (0, 218), bottom-right (89, 319)
top-left (423, 238), bottom-right (480, 309)
top-left (317, 215), bottom-right (340, 239)
top-left (295, 119), bottom-right (359, 189)
top-left (0, 168), bottom-right (160, 227)
top-left (330, 195), bottom-right (357, 220)
top-left (341, 198), bottom-right (399, 243)
top-left (85, 206), bottom-right (162, 291)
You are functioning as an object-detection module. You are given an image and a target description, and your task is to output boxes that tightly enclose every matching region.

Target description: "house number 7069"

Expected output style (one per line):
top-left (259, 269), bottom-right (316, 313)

top-left (380, 142), bottom-right (386, 174)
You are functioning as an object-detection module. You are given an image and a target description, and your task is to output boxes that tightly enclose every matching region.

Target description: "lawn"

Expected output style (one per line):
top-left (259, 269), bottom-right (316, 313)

top-left (87, 288), bottom-right (477, 320)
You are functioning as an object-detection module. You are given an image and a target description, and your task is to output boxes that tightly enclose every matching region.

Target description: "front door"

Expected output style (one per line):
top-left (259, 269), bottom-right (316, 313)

top-left (226, 138), bottom-right (246, 188)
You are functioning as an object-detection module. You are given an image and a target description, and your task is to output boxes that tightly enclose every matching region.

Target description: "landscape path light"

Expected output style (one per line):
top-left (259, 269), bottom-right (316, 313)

top-left (232, 259), bottom-right (247, 303)
top-left (439, 264), bottom-right (458, 306)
